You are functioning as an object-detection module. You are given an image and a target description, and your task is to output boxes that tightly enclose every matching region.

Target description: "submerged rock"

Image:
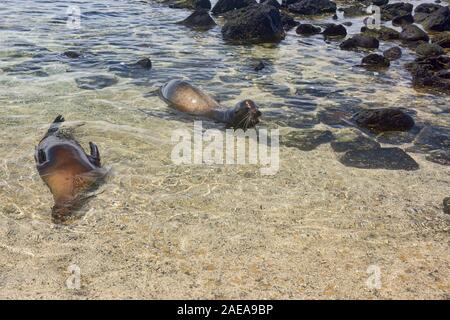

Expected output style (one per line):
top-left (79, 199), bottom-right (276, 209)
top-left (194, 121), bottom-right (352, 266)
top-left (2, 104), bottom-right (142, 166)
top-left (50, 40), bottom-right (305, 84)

top-left (75, 75), bottom-right (118, 90)
top-left (425, 149), bottom-right (450, 166)
top-left (411, 125), bottom-right (450, 152)
top-left (415, 43), bottom-right (444, 57)
top-left (296, 23), bottom-right (321, 36)
top-left (283, 129), bottom-right (334, 151)
top-left (178, 9), bottom-right (216, 30)
top-left (340, 34), bottom-right (379, 50)
top-left (322, 24), bottom-right (347, 38)
top-left (338, 147), bottom-right (419, 170)
top-left (212, 0), bottom-right (256, 15)
top-left (406, 55), bottom-right (450, 94)
top-left (381, 2), bottom-right (413, 21)
top-left (400, 24), bottom-right (430, 42)
top-left (361, 53), bottom-right (390, 69)
top-left (383, 46), bottom-right (402, 60)
top-left (443, 197), bottom-right (450, 214)
top-left (331, 129), bottom-right (380, 153)
top-left (221, 4), bottom-right (285, 44)
top-left (351, 108), bottom-right (415, 133)
top-left (376, 131), bottom-right (416, 145)
top-left (288, 0), bottom-right (337, 15)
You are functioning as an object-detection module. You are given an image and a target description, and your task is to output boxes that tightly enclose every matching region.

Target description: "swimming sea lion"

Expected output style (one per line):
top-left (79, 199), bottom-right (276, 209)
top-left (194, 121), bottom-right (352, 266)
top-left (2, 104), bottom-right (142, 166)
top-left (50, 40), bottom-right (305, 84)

top-left (159, 79), bottom-right (261, 130)
top-left (35, 115), bottom-right (107, 223)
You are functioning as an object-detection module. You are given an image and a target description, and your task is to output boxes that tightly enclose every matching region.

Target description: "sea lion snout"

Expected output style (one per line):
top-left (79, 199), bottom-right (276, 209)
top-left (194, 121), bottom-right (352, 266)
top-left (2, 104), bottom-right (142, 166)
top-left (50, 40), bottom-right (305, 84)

top-left (230, 99), bottom-right (262, 130)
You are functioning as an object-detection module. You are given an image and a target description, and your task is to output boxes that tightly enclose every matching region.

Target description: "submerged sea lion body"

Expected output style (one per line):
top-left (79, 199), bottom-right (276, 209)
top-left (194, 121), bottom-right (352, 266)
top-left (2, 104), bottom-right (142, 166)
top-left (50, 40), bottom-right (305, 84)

top-left (159, 79), bottom-right (261, 130)
top-left (35, 116), bottom-right (106, 222)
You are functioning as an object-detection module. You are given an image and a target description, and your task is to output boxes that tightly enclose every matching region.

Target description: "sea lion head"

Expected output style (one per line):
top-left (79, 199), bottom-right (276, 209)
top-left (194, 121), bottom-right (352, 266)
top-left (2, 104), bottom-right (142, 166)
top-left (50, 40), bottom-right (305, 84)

top-left (228, 100), bottom-right (262, 130)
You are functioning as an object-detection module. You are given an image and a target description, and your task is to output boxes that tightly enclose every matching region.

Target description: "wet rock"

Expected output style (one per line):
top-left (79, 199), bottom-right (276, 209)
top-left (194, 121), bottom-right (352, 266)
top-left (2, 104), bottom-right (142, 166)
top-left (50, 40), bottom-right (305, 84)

top-left (415, 43), bottom-right (444, 57)
top-left (372, 0), bottom-right (389, 6)
top-left (222, 4), bottom-right (285, 44)
top-left (340, 34), bottom-right (379, 50)
top-left (406, 55), bottom-right (450, 94)
top-left (331, 129), bottom-right (380, 153)
top-left (283, 129), bottom-right (334, 151)
top-left (414, 3), bottom-right (443, 23)
top-left (288, 0), bottom-right (337, 15)
top-left (262, 0), bottom-right (281, 9)
top-left (383, 46), bottom-right (402, 60)
top-left (342, 4), bottom-right (367, 17)
top-left (432, 33), bottom-right (450, 48)
top-left (163, 0), bottom-right (212, 10)
top-left (392, 14), bottom-right (414, 26)
top-left (376, 131), bottom-right (416, 145)
top-left (254, 61), bottom-right (266, 71)
top-left (361, 53), bottom-right (390, 69)
top-left (338, 147), bottom-right (419, 170)
top-left (351, 108), bottom-right (414, 133)
top-left (178, 9), bottom-right (216, 30)
top-left (63, 51), bottom-right (81, 59)
top-left (75, 75), bottom-right (118, 90)
top-left (135, 58), bottom-right (152, 69)
top-left (425, 149), bottom-right (450, 166)
top-left (381, 2), bottom-right (413, 21)
top-left (212, 0), bottom-right (256, 15)
top-left (411, 125), bottom-right (450, 152)
top-left (296, 23), bottom-right (321, 36)
top-left (420, 6), bottom-right (450, 32)
top-left (400, 24), bottom-right (429, 42)
top-left (280, 12), bottom-right (299, 31)
top-left (361, 26), bottom-right (400, 40)
top-left (443, 197), bottom-right (450, 214)
top-left (322, 24), bottom-right (347, 38)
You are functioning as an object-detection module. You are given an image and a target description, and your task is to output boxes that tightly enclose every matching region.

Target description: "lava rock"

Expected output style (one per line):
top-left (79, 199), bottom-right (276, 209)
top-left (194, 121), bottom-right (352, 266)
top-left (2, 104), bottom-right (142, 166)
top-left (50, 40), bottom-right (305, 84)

top-left (400, 24), bottom-right (430, 42)
top-left (280, 12), bottom-right (299, 30)
top-left (351, 108), bottom-right (415, 133)
top-left (415, 43), bottom-right (444, 57)
top-left (420, 6), bottom-right (450, 31)
top-left (338, 147), bottom-right (419, 170)
top-left (221, 4), bottom-right (285, 44)
top-left (381, 2), bottom-right (413, 21)
top-left (165, 0), bottom-right (212, 10)
top-left (443, 197), bottom-right (450, 214)
top-left (406, 55), bottom-right (450, 94)
top-left (383, 46), bottom-right (402, 60)
top-left (361, 26), bottom-right (400, 40)
top-left (296, 23), bottom-right (321, 35)
top-left (178, 8), bottom-right (216, 30)
top-left (361, 53), bottom-right (390, 69)
top-left (411, 125), bottom-right (450, 152)
top-left (392, 14), bottom-right (414, 26)
top-left (283, 129), bottom-right (334, 151)
top-left (322, 24), bottom-right (347, 37)
top-left (340, 34), bottom-right (379, 50)
top-left (342, 4), bottom-right (367, 17)
top-left (425, 149), bottom-right (450, 166)
top-left (212, 0), bottom-right (256, 15)
top-left (432, 33), bottom-right (450, 48)
top-left (414, 3), bottom-right (443, 23)
top-left (288, 0), bottom-right (337, 15)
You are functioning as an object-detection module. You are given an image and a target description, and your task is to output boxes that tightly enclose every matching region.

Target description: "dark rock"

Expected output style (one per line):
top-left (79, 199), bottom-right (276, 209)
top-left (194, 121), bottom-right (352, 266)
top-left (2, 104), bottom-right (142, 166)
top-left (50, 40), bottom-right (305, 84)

top-left (343, 4), bottom-right (367, 18)
top-left (420, 6), bottom-right (450, 32)
top-left (343, 21), bottom-right (353, 27)
top-left (212, 0), bottom-right (256, 15)
top-left (283, 129), bottom-right (334, 151)
top-left (288, 0), bottom-right (337, 15)
top-left (178, 9), bottom-right (216, 30)
top-left (164, 0), bottom-right (212, 10)
top-left (376, 131), bottom-right (416, 145)
top-left (406, 55), bottom-right (450, 94)
top-left (254, 61), bottom-right (266, 71)
top-left (351, 108), bottom-right (415, 133)
top-left (383, 46), bottom-right (402, 60)
top-left (340, 34), bottom-right (379, 50)
top-left (221, 4), bottom-right (285, 44)
top-left (338, 147), bottom-right (419, 170)
top-left (400, 24), bottom-right (429, 42)
top-left (392, 14), bottom-right (414, 26)
top-left (296, 23), bottom-right (321, 35)
top-left (361, 26), bottom-right (400, 40)
top-left (332, 14), bottom-right (338, 20)
top-left (415, 43), bottom-right (444, 57)
top-left (372, 0), bottom-right (389, 6)
top-left (361, 53), bottom-right (390, 69)
top-left (443, 197), bottom-right (450, 214)
top-left (261, 0), bottom-right (281, 9)
top-left (317, 107), bottom-right (357, 127)
top-left (63, 51), bottom-right (81, 59)
top-left (425, 149), bottom-right (450, 166)
top-left (322, 24), bottom-right (347, 37)
top-left (135, 58), bottom-right (152, 69)
top-left (280, 12), bottom-right (299, 31)
top-left (381, 2), bottom-right (413, 21)
top-left (331, 130), bottom-right (381, 153)
top-left (414, 3), bottom-right (443, 22)
top-left (432, 33), bottom-right (450, 48)
top-left (412, 125), bottom-right (450, 152)
top-left (75, 75), bottom-right (118, 90)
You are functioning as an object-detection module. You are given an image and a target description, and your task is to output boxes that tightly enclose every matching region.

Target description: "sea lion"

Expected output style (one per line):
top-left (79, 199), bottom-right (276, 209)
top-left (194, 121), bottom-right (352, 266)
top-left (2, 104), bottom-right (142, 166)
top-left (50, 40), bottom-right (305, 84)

top-left (35, 115), bottom-right (107, 223)
top-left (159, 79), bottom-right (261, 130)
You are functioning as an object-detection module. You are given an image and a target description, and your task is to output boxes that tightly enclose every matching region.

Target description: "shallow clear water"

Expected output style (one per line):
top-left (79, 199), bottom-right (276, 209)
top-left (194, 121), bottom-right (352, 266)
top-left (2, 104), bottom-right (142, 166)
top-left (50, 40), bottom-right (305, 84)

top-left (0, 0), bottom-right (449, 299)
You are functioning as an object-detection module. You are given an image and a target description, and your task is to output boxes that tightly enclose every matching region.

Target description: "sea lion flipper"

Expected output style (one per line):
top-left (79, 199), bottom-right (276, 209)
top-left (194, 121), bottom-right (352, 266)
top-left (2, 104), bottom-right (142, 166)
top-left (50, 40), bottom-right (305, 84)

top-left (88, 142), bottom-right (101, 167)
top-left (54, 115), bottom-right (65, 123)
